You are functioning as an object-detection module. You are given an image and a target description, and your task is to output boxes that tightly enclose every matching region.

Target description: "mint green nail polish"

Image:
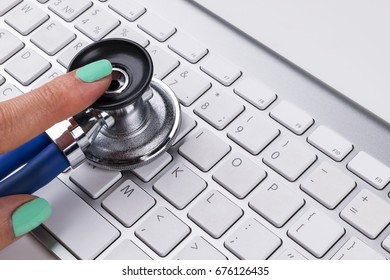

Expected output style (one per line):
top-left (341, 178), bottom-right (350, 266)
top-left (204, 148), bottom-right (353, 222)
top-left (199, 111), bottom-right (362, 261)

top-left (76, 59), bottom-right (112, 83)
top-left (12, 198), bottom-right (51, 237)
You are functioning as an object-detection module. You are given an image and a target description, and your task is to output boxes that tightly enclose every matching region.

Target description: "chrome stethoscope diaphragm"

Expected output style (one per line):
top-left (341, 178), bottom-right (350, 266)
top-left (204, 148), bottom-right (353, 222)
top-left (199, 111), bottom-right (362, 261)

top-left (67, 39), bottom-right (181, 170)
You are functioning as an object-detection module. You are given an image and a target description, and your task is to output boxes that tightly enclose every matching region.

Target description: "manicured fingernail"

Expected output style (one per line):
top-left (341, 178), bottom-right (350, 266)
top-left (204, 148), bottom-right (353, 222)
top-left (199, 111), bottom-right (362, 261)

top-left (76, 59), bottom-right (112, 83)
top-left (12, 198), bottom-right (51, 237)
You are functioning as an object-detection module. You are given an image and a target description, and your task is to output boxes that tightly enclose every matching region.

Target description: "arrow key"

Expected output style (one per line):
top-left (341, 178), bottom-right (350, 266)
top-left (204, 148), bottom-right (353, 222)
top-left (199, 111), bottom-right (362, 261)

top-left (135, 207), bottom-right (190, 257)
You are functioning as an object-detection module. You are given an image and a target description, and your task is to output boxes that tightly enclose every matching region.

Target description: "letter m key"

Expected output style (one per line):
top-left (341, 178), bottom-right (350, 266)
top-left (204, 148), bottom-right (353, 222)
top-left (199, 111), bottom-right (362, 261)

top-left (120, 185), bottom-right (134, 197)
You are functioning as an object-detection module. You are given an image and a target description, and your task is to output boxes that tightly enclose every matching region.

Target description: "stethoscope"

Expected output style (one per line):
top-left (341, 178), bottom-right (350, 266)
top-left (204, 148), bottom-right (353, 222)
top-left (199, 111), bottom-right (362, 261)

top-left (0, 39), bottom-right (181, 197)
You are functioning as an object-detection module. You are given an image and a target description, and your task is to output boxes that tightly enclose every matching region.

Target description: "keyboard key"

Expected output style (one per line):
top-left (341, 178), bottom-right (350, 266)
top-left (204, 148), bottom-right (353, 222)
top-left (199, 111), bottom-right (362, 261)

top-left (0, 83), bottom-right (23, 102)
top-left (70, 162), bottom-right (122, 199)
top-left (5, 48), bottom-right (51, 86)
top-left (37, 0), bottom-right (49, 3)
top-left (163, 66), bottom-right (211, 106)
top-left (308, 126), bottom-right (353, 161)
top-left (213, 153), bottom-right (266, 199)
top-left (331, 236), bottom-right (386, 260)
top-left (33, 68), bottom-right (63, 88)
top-left (75, 7), bottom-right (120, 41)
top-left (234, 77), bottom-right (277, 110)
top-left (174, 236), bottom-right (227, 260)
top-left (108, 0), bottom-right (146, 22)
top-left (102, 180), bottom-right (155, 227)
top-left (132, 152), bottom-right (172, 182)
top-left (340, 189), bottom-right (390, 239)
top-left (135, 207), bottom-right (190, 257)
top-left (0, 29), bottom-right (24, 64)
top-left (106, 24), bottom-right (149, 47)
top-left (288, 207), bottom-right (345, 258)
top-left (5, 1), bottom-right (49, 35)
top-left (227, 112), bottom-right (280, 155)
top-left (347, 151), bottom-right (390, 190)
top-left (0, 0), bottom-right (22, 16)
top-left (154, 163), bottom-right (206, 209)
top-left (31, 20), bottom-right (76, 55)
top-left (168, 33), bottom-right (208, 63)
top-left (179, 128), bottom-right (231, 172)
top-left (301, 162), bottom-right (356, 209)
top-left (263, 138), bottom-right (317, 181)
top-left (104, 240), bottom-right (152, 260)
top-left (225, 218), bottom-right (281, 260)
top-left (49, 0), bottom-right (92, 22)
top-left (275, 248), bottom-right (307, 260)
top-left (194, 90), bottom-right (244, 130)
top-left (200, 55), bottom-right (242, 86)
top-left (147, 45), bottom-right (180, 79)
top-left (0, 75), bottom-right (4, 86)
top-left (270, 101), bottom-right (314, 135)
top-left (35, 178), bottom-right (120, 260)
top-left (188, 190), bottom-right (243, 238)
top-left (57, 39), bottom-right (89, 69)
top-left (172, 112), bottom-right (197, 145)
top-left (249, 180), bottom-right (304, 227)
top-left (137, 13), bottom-right (176, 42)
top-left (383, 234), bottom-right (390, 253)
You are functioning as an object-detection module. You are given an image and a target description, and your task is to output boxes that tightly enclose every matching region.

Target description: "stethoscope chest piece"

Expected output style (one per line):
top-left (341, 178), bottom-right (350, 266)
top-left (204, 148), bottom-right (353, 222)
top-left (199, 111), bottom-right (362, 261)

top-left (68, 39), bottom-right (181, 170)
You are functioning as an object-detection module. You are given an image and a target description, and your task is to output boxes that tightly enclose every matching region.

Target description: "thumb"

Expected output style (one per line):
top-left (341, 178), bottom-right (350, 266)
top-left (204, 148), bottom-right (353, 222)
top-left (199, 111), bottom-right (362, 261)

top-left (0, 59), bottom-right (112, 153)
top-left (0, 195), bottom-right (51, 250)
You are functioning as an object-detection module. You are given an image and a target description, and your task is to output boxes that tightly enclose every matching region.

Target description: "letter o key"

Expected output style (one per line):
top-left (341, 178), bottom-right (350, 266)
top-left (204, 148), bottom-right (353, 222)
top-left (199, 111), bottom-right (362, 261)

top-left (271, 151), bottom-right (280, 159)
top-left (232, 158), bottom-right (242, 167)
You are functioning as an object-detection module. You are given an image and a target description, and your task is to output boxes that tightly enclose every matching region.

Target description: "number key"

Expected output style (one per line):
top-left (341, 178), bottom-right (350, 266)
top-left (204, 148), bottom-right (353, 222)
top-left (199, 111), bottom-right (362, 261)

top-left (194, 90), bottom-right (244, 130)
top-left (163, 66), bottom-right (211, 106)
top-left (263, 138), bottom-right (317, 181)
top-left (49, 0), bottom-right (92, 22)
top-left (227, 111), bottom-right (280, 155)
top-left (75, 8), bottom-right (120, 41)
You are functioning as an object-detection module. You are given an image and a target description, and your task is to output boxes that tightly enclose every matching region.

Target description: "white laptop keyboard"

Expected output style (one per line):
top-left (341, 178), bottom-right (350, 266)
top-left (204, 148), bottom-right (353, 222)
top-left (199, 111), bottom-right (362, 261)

top-left (1, 0), bottom-right (390, 260)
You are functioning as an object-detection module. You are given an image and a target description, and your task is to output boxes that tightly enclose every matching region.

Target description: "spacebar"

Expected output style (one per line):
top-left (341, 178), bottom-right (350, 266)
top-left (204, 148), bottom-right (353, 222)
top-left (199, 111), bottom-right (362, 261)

top-left (35, 178), bottom-right (119, 259)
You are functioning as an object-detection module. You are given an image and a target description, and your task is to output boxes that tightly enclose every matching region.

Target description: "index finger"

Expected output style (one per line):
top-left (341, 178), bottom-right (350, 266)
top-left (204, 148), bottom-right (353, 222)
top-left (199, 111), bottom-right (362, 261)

top-left (0, 59), bottom-right (112, 153)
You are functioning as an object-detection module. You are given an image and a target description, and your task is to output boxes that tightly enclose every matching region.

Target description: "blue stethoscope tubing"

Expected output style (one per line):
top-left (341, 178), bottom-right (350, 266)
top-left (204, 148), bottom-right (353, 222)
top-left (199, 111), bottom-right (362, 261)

top-left (0, 133), bottom-right (69, 197)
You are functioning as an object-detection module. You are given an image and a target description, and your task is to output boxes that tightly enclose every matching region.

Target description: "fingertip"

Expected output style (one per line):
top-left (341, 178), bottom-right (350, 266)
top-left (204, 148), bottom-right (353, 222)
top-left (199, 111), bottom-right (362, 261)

top-left (0, 195), bottom-right (44, 249)
top-left (11, 197), bottom-right (51, 237)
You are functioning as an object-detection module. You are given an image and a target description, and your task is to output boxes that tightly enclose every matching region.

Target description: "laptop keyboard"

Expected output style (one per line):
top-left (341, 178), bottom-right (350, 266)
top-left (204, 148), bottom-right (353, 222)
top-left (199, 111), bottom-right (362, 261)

top-left (1, 0), bottom-right (390, 260)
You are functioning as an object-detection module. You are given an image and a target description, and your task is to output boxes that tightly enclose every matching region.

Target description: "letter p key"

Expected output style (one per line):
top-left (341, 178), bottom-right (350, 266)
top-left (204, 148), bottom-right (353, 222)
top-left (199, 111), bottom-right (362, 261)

top-left (268, 183), bottom-right (279, 191)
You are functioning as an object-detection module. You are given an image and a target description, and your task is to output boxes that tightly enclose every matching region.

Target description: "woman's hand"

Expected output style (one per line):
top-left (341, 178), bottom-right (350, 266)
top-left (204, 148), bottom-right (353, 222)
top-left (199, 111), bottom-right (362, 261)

top-left (0, 59), bottom-right (112, 249)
